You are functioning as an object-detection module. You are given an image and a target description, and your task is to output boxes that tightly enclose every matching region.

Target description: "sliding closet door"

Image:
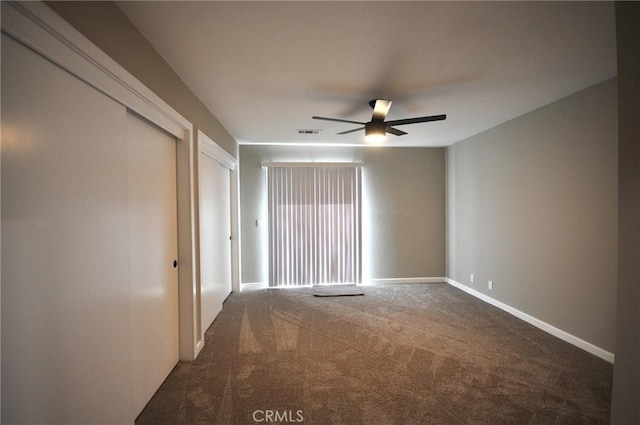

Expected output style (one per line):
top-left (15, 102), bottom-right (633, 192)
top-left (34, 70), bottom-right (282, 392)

top-left (2, 33), bottom-right (180, 423)
top-left (1, 35), bottom-right (133, 423)
top-left (199, 152), bottom-right (232, 332)
top-left (127, 112), bottom-right (179, 417)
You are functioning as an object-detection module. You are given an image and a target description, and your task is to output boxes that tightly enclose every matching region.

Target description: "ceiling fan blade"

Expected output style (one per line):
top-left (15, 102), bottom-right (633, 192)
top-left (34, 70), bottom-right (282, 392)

top-left (312, 116), bottom-right (365, 125)
top-left (371, 99), bottom-right (392, 122)
top-left (386, 114), bottom-right (447, 126)
top-left (386, 126), bottom-right (408, 136)
top-left (337, 127), bottom-right (365, 135)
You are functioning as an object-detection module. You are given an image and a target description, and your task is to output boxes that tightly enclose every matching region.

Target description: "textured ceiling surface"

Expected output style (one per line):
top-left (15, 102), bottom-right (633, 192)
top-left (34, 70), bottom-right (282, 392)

top-left (117, 1), bottom-right (616, 147)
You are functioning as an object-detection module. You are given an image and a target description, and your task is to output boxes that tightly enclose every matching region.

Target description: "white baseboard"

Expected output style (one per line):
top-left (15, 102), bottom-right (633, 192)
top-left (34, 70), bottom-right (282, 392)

top-left (367, 277), bottom-right (447, 285)
top-left (240, 282), bottom-right (268, 291)
top-left (241, 278), bottom-right (447, 289)
top-left (445, 278), bottom-right (614, 364)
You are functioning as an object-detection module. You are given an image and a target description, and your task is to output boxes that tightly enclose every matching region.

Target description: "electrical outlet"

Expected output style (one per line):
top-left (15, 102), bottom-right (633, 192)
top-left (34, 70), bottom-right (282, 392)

top-left (488, 280), bottom-right (493, 290)
top-left (470, 273), bottom-right (474, 283)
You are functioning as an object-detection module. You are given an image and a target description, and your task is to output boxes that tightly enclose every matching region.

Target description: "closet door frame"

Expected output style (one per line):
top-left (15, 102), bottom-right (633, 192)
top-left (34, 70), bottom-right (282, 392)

top-left (1, 1), bottom-right (205, 360)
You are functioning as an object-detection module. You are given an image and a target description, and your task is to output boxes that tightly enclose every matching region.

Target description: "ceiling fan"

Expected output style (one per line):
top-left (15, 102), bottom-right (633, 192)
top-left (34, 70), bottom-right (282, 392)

top-left (312, 99), bottom-right (446, 143)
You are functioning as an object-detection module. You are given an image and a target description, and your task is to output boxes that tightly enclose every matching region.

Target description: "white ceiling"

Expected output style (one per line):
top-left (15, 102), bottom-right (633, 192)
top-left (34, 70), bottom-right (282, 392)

top-left (117, 1), bottom-right (617, 147)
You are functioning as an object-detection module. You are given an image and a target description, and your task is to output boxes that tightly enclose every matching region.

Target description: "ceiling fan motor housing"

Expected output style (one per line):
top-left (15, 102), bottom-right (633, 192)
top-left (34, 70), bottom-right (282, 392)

top-left (365, 121), bottom-right (387, 137)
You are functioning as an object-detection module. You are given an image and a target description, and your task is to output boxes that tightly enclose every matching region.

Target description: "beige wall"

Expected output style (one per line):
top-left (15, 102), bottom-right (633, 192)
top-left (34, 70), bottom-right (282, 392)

top-left (239, 145), bottom-right (446, 284)
top-left (611, 2), bottom-right (640, 423)
top-left (46, 1), bottom-right (237, 157)
top-left (447, 78), bottom-right (618, 352)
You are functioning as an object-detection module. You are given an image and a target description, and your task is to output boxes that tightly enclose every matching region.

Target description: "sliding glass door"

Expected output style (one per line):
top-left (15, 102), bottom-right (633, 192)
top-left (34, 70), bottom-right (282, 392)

top-left (267, 165), bottom-right (361, 287)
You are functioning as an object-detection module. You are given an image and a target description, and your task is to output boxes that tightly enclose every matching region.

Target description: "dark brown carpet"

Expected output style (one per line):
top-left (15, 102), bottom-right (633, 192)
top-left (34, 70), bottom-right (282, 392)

top-left (136, 283), bottom-right (612, 425)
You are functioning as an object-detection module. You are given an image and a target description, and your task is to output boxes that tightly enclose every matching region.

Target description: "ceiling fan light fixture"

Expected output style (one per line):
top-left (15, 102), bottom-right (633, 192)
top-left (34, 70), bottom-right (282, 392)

top-left (311, 99), bottom-right (446, 143)
top-left (364, 122), bottom-right (387, 144)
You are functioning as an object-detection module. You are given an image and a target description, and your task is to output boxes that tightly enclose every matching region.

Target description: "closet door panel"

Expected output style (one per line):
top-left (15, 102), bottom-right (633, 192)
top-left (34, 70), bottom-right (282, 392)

top-left (127, 112), bottom-right (179, 417)
top-left (1, 34), bottom-right (132, 424)
top-left (199, 153), bottom-right (231, 332)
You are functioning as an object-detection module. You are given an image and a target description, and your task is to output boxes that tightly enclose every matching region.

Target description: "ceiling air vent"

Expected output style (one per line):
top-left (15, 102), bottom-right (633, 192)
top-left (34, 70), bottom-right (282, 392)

top-left (297, 129), bottom-right (321, 135)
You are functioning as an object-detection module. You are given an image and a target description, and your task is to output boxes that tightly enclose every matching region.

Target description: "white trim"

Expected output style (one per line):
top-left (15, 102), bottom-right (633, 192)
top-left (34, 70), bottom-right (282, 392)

top-left (198, 130), bottom-right (236, 170)
top-left (2, 1), bottom-right (203, 361)
top-left (240, 282), bottom-right (269, 291)
top-left (261, 161), bottom-right (364, 168)
top-left (445, 278), bottom-right (615, 363)
top-left (367, 277), bottom-right (447, 285)
top-left (230, 168), bottom-right (240, 294)
top-left (1, 1), bottom-right (189, 138)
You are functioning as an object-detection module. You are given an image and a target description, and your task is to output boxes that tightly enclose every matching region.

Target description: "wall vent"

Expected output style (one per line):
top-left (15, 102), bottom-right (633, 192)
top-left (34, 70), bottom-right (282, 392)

top-left (297, 129), bottom-right (321, 135)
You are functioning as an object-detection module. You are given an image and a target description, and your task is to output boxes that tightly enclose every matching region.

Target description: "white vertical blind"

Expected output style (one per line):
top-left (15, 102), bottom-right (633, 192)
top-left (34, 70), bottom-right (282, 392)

top-left (267, 165), bottom-right (361, 287)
